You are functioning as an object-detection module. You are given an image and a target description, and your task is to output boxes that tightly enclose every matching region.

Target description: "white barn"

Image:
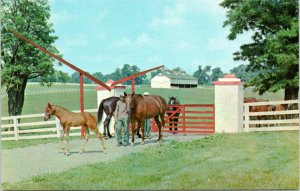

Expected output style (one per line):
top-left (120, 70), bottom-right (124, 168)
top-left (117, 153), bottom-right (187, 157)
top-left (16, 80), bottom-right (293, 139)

top-left (151, 71), bottom-right (197, 88)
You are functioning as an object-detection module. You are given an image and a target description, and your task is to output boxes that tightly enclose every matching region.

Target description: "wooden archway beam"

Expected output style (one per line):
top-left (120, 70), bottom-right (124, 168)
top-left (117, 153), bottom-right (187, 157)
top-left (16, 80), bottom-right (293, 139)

top-left (10, 30), bottom-right (111, 91)
top-left (110, 65), bottom-right (164, 87)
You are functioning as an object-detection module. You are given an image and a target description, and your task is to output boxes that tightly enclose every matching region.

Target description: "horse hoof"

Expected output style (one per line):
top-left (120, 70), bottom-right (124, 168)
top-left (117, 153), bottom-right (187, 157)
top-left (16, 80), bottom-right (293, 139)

top-left (131, 143), bottom-right (134, 147)
top-left (103, 150), bottom-right (107, 154)
top-left (141, 141), bottom-right (145, 145)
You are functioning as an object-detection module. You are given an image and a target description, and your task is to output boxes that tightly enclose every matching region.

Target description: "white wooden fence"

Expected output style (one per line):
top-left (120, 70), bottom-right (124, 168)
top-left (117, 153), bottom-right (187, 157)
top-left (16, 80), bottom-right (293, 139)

top-left (1, 100), bottom-right (299, 141)
top-left (244, 100), bottom-right (299, 132)
top-left (1, 109), bottom-right (97, 141)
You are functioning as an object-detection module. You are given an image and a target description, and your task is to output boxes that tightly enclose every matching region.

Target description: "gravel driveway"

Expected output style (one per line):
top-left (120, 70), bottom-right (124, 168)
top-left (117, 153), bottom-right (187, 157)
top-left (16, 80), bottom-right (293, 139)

top-left (1, 133), bottom-right (206, 184)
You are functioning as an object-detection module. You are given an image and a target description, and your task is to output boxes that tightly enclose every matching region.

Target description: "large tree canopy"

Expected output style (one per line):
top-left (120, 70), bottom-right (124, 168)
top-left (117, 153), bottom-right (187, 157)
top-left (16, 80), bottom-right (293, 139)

top-left (220, 0), bottom-right (299, 100)
top-left (1, 0), bottom-right (60, 116)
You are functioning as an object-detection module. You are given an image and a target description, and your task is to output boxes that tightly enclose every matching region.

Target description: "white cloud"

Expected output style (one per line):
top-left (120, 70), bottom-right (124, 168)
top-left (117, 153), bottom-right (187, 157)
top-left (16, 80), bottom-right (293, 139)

top-left (150, 2), bottom-right (187, 28)
top-left (150, 0), bottom-right (225, 29)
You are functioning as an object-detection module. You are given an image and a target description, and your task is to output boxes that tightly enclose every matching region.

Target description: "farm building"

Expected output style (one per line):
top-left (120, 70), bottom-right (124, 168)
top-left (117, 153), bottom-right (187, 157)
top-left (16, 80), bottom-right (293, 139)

top-left (151, 71), bottom-right (198, 88)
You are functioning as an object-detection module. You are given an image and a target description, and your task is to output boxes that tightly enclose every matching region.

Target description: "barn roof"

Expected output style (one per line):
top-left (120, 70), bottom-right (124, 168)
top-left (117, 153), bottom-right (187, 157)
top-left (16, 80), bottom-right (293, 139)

top-left (160, 71), bottom-right (196, 80)
top-left (154, 71), bottom-right (197, 85)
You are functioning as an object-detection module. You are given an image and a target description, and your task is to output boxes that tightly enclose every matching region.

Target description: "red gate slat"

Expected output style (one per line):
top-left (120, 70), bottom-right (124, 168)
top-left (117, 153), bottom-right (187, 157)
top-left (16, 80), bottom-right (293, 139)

top-left (152, 104), bottom-right (215, 134)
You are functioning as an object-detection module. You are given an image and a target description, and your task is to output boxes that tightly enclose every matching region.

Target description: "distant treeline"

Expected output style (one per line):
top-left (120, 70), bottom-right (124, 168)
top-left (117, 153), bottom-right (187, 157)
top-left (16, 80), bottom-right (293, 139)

top-left (29, 64), bottom-right (261, 85)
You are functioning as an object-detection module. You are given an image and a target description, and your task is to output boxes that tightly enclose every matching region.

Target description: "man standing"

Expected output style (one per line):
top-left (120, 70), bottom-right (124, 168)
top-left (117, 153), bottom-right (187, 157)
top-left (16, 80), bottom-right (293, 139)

top-left (114, 95), bottom-right (129, 146)
top-left (143, 92), bottom-right (152, 139)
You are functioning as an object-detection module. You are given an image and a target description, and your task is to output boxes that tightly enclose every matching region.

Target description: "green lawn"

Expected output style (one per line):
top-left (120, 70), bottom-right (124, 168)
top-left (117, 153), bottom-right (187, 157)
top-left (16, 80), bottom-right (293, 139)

top-left (2, 131), bottom-right (298, 190)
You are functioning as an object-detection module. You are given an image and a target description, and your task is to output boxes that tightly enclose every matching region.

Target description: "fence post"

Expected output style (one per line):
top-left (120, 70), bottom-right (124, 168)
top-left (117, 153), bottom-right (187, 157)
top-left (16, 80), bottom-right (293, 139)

top-left (244, 105), bottom-right (250, 132)
top-left (182, 105), bottom-right (186, 135)
top-left (13, 116), bottom-right (19, 141)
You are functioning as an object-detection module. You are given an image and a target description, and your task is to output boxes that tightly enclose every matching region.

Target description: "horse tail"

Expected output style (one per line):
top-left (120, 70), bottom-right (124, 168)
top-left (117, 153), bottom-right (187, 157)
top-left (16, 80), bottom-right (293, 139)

top-left (97, 100), bottom-right (105, 126)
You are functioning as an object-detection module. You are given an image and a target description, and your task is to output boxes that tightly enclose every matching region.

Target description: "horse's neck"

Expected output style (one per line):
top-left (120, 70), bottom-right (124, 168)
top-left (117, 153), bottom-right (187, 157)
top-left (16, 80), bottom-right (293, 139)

top-left (54, 106), bottom-right (71, 119)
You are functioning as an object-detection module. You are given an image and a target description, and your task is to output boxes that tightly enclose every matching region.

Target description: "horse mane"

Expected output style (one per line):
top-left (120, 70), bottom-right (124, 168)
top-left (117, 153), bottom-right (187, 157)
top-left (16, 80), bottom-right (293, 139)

top-left (53, 105), bottom-right (70, 112)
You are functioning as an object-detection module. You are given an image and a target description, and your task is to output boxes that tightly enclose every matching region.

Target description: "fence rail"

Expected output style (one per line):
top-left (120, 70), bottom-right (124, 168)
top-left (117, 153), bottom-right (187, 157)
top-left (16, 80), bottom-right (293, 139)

top-left (1, 109), bottom-right (97, 141)
top-left (1, 88), bottom-right (97, 98)
top-left (243, 100), bottom-right (299, 132)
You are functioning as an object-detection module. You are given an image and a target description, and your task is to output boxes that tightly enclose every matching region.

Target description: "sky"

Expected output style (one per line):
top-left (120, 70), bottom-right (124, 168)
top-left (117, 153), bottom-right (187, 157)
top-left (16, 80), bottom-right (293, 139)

top-left (49, 0), bottom-right (251, 76)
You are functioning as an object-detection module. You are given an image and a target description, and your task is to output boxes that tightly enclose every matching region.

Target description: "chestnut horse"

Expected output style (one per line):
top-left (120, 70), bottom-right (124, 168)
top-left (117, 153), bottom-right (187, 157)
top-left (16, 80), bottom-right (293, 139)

top-left (44, 103), bottom-right (107, 155)
top-left (124, 92), bottom-right (167, 145)
top-left (244, 97), bottom-right (274, 127)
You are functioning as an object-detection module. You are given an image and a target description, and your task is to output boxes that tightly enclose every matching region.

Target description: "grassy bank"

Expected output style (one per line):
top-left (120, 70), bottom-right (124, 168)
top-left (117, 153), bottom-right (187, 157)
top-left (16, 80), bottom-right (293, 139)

top-left (2, 131), bottom-right (298, 190)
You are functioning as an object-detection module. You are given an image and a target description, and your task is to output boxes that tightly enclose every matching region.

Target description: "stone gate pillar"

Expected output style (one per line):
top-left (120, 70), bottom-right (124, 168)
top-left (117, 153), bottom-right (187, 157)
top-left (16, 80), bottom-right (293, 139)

top-left (213, 74), bottom-right (244, 133)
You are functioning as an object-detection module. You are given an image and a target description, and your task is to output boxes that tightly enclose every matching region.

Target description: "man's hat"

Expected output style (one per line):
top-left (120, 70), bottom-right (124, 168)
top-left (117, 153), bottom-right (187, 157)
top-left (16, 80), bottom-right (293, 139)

top-left (143, 92), bottom-right (149, 96)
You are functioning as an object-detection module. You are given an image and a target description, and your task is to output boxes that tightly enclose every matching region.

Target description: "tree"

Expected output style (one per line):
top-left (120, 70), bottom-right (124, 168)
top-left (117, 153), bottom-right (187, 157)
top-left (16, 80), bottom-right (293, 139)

top-left (211, 67), bottom-right (224, 82)
top-left (131, 65), bottom-right (146, 85)
top-left (69, 72), bottom-right (92, 84)
top-left (93, 72), bottom-right (108, 83)
top-left (172, 67), bottom-right (187, 74)
top-left (220, 0), bottom-right (299, 100)
top-left (230, 64), bottom-right (261, 83)
top-left (1, 0), bottom-right (60, 117)
top-left (28, 70), bottom-right (70, 83)
top-left (109, 68), bottom-right (122, 81)
top-left (55, 71), bottom-right (70, 83)
top-left (193, 65), bottom-right (212, 85)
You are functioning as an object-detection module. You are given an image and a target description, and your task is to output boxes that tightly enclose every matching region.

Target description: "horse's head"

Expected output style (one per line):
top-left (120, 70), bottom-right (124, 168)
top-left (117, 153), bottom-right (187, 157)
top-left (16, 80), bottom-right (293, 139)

top-left (124, 92), bottom-right (135, 114)
top-left (168, 97), bottom-right (180, 105)
top-left (44, 103), bottom-right (56, 121)
top-left (168, 97), bottom-right (180, 112)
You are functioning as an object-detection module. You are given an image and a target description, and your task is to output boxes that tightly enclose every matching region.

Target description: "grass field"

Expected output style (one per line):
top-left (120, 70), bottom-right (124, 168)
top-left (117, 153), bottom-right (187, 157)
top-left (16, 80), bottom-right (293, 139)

top-left (1, 83), bottom-right (284, 117)
top-left (2, 131), bottom-right (298, 190)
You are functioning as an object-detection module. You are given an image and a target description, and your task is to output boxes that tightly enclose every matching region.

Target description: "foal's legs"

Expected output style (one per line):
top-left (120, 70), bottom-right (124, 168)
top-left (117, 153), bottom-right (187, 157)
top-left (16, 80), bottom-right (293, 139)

top-left (60, 128), bottom-right (65, 150)
top-left (80, 127), bottom-right (90, 154)
top-left (65, 126), bottom-right (71, 156)
top-left (92, 128), bottom-right (107, 154)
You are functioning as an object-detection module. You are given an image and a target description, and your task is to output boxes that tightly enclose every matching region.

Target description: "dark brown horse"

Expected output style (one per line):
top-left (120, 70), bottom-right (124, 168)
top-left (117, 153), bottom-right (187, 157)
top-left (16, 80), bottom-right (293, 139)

top-left (97, 96), bottom-right (120, 138)
top-left (167, 97), bottom-right (181, 133)
top-left (124, 92), bottom-right (167, 145)
top-left (44, 103), bottom-right (107, 155)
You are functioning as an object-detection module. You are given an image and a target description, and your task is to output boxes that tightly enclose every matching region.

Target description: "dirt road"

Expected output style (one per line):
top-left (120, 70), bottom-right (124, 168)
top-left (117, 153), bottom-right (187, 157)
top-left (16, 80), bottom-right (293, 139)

top-left (1, 133), bottom-right (205, 184)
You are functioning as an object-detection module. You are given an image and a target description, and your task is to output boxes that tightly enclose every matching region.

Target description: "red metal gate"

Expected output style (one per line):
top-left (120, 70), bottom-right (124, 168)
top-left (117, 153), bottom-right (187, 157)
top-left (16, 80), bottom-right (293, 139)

top-left (152, 104), bottom-right (215, 134)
